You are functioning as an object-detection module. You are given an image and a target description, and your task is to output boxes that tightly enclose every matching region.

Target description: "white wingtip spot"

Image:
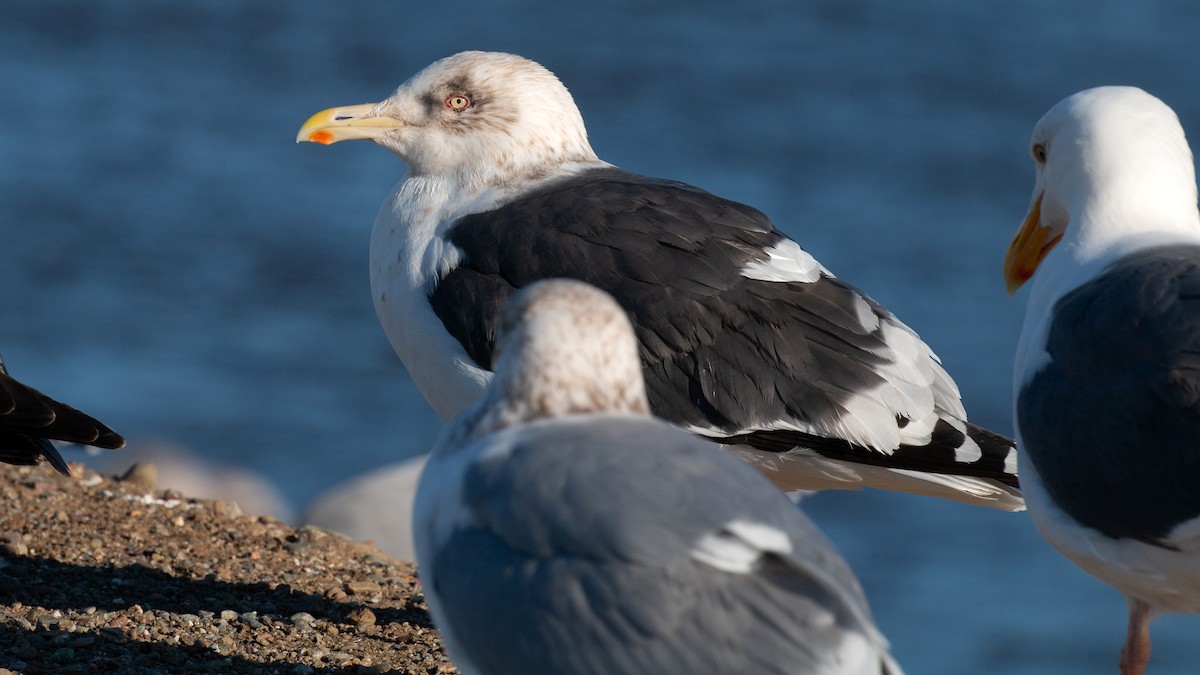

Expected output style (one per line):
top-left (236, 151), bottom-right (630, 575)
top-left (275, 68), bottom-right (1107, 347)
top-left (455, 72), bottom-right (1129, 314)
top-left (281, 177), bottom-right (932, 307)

top-left (954, 436), bottom-right (983, 464)
top-left (853, 296), bottom-right (881, 332)
top-left (1004, 448), bottom-right (1019, 475)
top-left (690, 519), bottom-right (792, 574)
top-left (740, 239), bottom-right (826, 284)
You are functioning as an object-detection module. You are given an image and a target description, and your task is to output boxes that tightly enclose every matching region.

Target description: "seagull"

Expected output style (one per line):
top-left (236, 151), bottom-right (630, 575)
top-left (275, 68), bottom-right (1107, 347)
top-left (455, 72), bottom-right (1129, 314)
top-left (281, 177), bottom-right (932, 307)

top-left (0, 355), bottom-right (124, 476)
top-left (1005, 86), bottom-right (1200, 675)
top-left (298, 50), bottom-right (1022, 510)
top-left (414, 279), bottom-right (903, 675)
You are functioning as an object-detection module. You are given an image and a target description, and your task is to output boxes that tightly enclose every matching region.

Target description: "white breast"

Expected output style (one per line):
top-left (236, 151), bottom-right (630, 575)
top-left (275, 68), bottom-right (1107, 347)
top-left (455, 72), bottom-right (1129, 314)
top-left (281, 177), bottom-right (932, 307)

top-left (369, 176), bottom-right (494, 421)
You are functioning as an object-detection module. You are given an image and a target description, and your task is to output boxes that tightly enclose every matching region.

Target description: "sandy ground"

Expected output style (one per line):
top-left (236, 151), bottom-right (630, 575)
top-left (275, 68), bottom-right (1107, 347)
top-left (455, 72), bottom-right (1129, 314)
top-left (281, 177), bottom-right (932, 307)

top-left (0, 461), bottom-right (453, 674)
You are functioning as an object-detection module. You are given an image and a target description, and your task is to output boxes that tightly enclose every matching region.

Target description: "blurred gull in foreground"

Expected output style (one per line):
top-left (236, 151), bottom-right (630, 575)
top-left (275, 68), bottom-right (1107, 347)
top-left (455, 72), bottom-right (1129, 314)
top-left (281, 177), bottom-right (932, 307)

top-left (1006, 86), bottom-right (1200, 675)
top-left (413, 279), bottom-right (901, 674)
top-left (299, 50), bottom-right (1022, 511)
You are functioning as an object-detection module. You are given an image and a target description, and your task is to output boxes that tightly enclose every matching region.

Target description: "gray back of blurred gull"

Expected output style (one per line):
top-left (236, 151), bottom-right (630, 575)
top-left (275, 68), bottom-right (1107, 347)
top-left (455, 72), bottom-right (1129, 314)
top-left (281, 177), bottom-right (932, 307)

top-left (413, 279), bottom-right (901, 675)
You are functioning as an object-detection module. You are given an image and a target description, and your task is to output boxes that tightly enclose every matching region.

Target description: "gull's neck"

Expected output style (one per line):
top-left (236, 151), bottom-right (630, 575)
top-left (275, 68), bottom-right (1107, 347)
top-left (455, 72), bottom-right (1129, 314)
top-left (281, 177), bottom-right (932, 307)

top-left (438, 361), bottom-right (651, 458)
top-left (1015, 189), bottom-right (1200, 390)
top-left (1037, 193), bottom-right (1200, 310)
top-left (380, 159), bottom-right (613, 291)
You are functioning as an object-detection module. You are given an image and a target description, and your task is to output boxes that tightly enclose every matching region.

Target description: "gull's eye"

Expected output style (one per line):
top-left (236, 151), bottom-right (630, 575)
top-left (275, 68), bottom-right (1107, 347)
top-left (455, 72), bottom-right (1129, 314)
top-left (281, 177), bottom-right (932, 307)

top-left (445, 94), bottom-right (472, 111)
top-left (1032, 143), bottom-right (1047, 164)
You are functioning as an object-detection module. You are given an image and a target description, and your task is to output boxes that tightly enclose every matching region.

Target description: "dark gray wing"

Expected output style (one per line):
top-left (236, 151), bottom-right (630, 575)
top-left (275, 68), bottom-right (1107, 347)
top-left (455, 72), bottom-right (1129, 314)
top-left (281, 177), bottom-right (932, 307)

top-left (0, 357), bottom-right (125, 475)
top-left (430, 416), bottom-right (898, 675)
top-left (429, 167), bottom-right (1016, 488)
top-left (1018, 244), bottom-right (1200, 547)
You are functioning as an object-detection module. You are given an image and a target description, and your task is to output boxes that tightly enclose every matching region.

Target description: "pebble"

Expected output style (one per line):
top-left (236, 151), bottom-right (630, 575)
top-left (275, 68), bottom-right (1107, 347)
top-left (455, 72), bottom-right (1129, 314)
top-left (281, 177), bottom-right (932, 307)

top-left (347, 607), bottom-right (376, 627)
top-left (239, 611), bottom-right (264, 629)
top-left (290, 612), bottom-right (317, 631)
top-left (118, 462), bottom-right (158, 492)
top-left (0, 532), bottom-right (28, 557)
top-left (345, 580), bottom-right (382, 596)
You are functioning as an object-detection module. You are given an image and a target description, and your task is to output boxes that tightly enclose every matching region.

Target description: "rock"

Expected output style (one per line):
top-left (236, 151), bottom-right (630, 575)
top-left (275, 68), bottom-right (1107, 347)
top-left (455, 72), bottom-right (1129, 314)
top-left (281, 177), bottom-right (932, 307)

top-left (347, 607), bottom-right (376, 627)
top-left (345, 580), bottom-right (382, 596)
top-left (118, 462), bottom-right (158, 492)
top-left (290, 612), bottom-right (317, 632)
top-left (0, 532), bottom-right (28, 557)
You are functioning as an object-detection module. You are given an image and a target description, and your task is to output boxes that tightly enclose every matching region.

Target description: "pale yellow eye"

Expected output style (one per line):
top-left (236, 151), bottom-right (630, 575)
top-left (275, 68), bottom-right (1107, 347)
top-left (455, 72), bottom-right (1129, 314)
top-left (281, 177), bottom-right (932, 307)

top-left (1032, 143), bottom-right (1047, 164)
top-left (445, 94), bottom-right (472, 111)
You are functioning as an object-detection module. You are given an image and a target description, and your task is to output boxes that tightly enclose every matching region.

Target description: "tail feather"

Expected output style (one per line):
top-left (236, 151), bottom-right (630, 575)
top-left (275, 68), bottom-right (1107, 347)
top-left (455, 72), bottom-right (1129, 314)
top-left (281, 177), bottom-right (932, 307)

top-left (720, 419), bottom-right (1018, 488)
top-left (0, 357), bottom-right (125, 475)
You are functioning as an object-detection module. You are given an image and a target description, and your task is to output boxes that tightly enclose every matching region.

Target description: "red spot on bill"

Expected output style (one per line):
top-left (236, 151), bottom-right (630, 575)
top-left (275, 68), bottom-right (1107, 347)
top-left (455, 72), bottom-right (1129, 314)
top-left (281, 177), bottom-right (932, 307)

top-left (308, 130), bottom-right (335, 145)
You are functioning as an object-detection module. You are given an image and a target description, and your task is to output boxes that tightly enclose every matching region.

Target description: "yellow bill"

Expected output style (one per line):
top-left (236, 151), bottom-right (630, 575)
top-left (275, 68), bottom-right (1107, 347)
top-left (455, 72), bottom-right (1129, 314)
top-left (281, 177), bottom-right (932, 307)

top-left (296, 103), bottom-right (399, 145)
top-left (1004, 194), bottom-right (1064, 295)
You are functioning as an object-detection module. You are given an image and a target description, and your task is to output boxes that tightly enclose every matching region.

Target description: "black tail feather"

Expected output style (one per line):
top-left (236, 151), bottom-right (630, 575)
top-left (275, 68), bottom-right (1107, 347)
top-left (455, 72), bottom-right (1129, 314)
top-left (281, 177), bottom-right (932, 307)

top-left (718, 419), bottom-right (1019, 488)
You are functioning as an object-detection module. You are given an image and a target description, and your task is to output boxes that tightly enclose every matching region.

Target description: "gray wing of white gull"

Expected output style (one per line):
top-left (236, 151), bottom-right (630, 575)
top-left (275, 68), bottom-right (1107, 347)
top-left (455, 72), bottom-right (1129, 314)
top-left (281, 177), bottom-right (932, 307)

top-left (1018, 244), bottom-right (1200, 548)
top-left (426, 415), bottom-right (901, 675)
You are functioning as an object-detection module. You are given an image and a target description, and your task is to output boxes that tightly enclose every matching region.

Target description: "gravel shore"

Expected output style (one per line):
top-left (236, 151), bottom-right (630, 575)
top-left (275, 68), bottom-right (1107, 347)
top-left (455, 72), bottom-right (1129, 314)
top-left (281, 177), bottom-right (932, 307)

top-left (0, 462), bottom-right (452, 674)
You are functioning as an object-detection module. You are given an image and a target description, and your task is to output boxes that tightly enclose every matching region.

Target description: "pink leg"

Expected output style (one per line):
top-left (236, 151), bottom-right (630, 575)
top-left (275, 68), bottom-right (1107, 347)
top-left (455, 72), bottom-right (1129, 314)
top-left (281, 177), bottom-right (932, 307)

top-left (1118, 597), bottom-right (1151, 675)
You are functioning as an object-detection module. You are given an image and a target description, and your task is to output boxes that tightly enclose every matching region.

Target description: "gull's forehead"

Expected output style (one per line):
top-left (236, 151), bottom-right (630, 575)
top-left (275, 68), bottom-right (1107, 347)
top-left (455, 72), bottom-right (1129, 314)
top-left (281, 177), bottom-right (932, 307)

top-left (406, 51), bottom-right (543, 93)
top-left (1036, 86), bottom-right (1178, 145)
top-left (370, 51), bottom-right (596, 179)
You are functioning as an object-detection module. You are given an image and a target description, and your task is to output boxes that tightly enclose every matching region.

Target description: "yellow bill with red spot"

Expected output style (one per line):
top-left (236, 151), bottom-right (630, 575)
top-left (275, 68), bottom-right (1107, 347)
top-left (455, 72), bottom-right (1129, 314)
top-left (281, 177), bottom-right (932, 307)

top-left (296, 103), bottom-right (401, 144)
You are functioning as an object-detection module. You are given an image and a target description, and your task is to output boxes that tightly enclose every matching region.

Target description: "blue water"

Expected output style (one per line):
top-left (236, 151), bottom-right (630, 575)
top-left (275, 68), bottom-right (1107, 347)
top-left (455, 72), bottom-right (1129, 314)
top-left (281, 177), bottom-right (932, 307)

top-left (4, 1), bottom-right (1199, 672)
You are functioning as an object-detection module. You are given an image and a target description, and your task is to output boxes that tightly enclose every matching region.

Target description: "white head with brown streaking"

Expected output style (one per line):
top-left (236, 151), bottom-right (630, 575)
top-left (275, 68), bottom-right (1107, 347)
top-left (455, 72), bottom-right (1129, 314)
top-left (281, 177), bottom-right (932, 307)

top-left (297, 51), bottom-right (600, 190)
top-left (298, 54), bottom-right (614, 421)
top-left (465, 279), bottom-right (650, 439)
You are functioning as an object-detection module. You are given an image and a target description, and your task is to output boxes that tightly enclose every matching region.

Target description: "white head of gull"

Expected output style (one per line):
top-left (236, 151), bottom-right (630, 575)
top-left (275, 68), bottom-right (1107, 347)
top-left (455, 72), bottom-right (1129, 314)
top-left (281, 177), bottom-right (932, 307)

top-left (299, 50), bottom-right (1025, 511)
top-left (412, 278), bottom-right (902, 675)
top-left (1006, 86), bottom-right (1200, 675)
